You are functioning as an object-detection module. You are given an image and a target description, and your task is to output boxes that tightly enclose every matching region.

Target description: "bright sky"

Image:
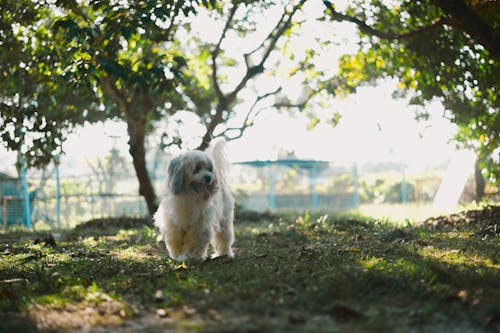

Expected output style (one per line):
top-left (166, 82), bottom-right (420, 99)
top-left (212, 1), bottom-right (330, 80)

top-left (228, 82), bottom-right (459, 169)
top-left (0, 0), bottom-right (467, 177)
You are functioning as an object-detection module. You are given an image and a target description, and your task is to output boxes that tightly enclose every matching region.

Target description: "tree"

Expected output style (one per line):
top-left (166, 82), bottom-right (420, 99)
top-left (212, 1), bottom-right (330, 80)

top-left (53, 0), bottom-right (215, 215)
top-left (1, 0), bottom-right (314, 217)
top-left (1, 0), bottom-right (312, 216)
top-left (1, 0), bottom-right (210, 215)
top-left (0, 0), bottom-right (105, 170)
top-left (158, 0), bottom-right (309, 152)
top-left (322, 0), bottom-right (499, 191)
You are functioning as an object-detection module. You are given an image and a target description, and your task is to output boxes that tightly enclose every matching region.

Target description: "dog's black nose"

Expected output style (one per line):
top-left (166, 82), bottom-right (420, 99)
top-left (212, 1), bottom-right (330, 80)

top-left (203, 174), bottom-right (212, 183)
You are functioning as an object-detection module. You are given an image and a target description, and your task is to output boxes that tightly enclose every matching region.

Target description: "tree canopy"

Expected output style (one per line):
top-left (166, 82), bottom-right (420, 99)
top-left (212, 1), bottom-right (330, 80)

top-left (1, 0), bottom-right (212, 214)
top-left (323, 0), bottom-right (499, 185)
top-left (0, 1), bottom-right (105, 169)
top-left (1, 0), bottom-right (308, 215)
top-left (161, 0), bottom-right (310, 151)
top-left (50, 0), bottom-right (205, 214)
top-left (1, 0), bottom-right (498, 214)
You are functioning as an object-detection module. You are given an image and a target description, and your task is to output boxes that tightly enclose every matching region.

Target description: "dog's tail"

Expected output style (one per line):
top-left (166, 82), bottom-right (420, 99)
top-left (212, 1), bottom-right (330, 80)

top-left (206, 139), bottom-right (231, 187)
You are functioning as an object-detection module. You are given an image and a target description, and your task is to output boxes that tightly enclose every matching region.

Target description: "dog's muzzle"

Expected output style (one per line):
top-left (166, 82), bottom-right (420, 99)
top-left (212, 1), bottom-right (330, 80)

top-left (190, 172), bottom-right (216, 201)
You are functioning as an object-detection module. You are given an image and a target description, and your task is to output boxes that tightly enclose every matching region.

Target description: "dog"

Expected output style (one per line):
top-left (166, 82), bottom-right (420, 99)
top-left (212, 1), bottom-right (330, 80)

top-left (153, 140), bottom-right (234, 261)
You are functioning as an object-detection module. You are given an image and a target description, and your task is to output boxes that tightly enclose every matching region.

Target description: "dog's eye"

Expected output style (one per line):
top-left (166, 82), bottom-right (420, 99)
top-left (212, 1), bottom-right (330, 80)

top-left (194, 163), bottom-right (202, 173)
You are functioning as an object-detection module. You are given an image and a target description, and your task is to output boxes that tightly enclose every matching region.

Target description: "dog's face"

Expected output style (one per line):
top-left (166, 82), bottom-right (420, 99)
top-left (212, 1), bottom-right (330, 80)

top-left (168, 151), bottom-right (217, 201)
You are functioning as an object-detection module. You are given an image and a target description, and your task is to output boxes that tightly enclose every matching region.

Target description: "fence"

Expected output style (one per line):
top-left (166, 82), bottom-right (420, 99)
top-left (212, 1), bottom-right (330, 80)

top-left (0, 160), bottom-right (458, 230)
top-left (240, 193), bottom-right (358, 211)
top-left (0, 171), bottom-right (150, 229)
top-left (0, 196), bottom-right (24, 226)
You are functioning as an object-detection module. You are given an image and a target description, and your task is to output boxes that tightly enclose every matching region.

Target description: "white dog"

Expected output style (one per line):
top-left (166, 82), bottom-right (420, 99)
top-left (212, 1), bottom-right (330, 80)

top-left (153, 140), bottom-right (234, 261)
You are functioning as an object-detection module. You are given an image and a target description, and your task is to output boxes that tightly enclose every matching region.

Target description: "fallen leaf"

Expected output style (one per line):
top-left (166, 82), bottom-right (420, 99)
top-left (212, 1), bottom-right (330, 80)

top-left (174, 263), bottom-right (189, 271)
top-left (457, 289), bottom-right (468, 301)
top-left (80, 277), bottom-right (91, 287)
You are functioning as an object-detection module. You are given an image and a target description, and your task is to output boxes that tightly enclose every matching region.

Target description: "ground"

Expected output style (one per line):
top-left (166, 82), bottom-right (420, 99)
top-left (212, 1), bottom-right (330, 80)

top-left (0, 206), bottom-right (499, 332)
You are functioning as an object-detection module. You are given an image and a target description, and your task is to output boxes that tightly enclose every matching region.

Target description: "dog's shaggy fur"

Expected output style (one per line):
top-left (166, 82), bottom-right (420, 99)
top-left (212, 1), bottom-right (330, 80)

top-left (153, 140), bottom-right (234, 261)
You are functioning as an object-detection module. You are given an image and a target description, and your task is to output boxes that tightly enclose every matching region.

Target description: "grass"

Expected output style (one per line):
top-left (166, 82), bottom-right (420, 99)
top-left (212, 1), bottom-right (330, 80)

top-left (0, 207), bottom-right (499, 332)
top-left (355, 203), bottom-right (467, 225)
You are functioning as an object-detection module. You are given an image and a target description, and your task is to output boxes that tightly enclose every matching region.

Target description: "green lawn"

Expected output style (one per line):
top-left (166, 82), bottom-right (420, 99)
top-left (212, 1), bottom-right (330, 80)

top-left (1, 206), bottom-right (499, 332)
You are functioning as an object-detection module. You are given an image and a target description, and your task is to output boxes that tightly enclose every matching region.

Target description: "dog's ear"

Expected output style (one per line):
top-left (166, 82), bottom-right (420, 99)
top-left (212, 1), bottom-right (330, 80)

top-left (168, 156), bottom-right (185, 194)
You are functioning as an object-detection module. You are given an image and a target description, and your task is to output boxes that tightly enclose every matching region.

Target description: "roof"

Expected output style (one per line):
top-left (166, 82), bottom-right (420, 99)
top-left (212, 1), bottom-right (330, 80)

top-left (235, 159), bottom-right (330, 170)
top-left (0, 172), bottom-right (17, 181)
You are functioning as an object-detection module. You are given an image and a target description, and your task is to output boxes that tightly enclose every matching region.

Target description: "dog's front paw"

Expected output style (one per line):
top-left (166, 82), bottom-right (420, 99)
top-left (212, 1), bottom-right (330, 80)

top-left (169, 254), bottom-right (188, 262)
top-left (171, 252), bottom-right (210, 263)
top-left (210, 255), bottom-right (234, 263)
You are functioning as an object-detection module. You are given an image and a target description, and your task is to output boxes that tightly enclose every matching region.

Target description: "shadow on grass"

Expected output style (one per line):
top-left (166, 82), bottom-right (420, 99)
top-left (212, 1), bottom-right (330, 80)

top-left (0, 209), bottom-right (499, 332)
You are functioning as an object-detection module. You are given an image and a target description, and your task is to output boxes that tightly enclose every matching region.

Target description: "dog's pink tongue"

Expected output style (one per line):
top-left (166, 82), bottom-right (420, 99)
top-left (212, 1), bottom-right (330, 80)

top-left (201, 188), bottom-right (210, 201)
top-left (195, 183), bottom-right (210, 201)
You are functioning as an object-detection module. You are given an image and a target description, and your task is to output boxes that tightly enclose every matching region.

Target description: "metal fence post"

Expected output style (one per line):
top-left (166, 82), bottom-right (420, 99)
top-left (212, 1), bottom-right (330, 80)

top-left (54, 155), bottom-right (61, 228)
top-left (352, 162), bottom-right (360, 208)
top-left (310, 165), bottom-right (318, 210)
top-left (268, 163), bottom-right (275, 210)
top-left (401, 167), bottom-right (407, 204)
top-left (21, 161), bottom-right (32, 229)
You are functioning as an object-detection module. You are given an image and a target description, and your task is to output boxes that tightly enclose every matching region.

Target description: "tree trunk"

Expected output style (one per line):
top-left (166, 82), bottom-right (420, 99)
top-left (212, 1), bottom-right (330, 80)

top-left (474, 157), bottom-right (485, 202)
top-left (126, 116), bottom-right (158, 217)
top-left (198, 133), bottom-right (212, 151)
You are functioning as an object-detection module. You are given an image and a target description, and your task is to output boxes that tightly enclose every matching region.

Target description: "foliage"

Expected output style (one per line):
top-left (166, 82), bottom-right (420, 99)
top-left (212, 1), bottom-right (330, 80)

top-left (0, 0), bottom-right (311, 215)
top-left (1, 0), bottom-right (209, 214)
top-left (0, 0), bottom-right (105, 169)
top-left (162, 0), bottom-right (310, 150)
top-left (1, 209), bottom-right (499, 331)
top-left (324, 0), bottom-right (500, 184)
top-left (3, 0), bottom-right (499, 214)
top-left (51, 0), bottom-right (210, 215)
top-left (359, 177), bottom-right (416, 204)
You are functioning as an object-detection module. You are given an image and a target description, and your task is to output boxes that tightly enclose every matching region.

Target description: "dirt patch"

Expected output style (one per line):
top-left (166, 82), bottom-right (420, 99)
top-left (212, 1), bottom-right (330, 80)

top-left (235, 208), bottom-right (276, 222)
top-left (73, 216), bottom-right (152, 232)
top-left (419, 205), bottom-right (499, 235)
top-left (27, 293), bottom-right (131, 332)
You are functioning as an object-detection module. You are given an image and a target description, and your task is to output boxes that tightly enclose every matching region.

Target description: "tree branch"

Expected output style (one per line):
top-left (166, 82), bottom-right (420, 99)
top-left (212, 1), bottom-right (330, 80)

top-left (244, 10), bottom-right (288, 58)
top-left (227, 0), bottom-right (306, 104)
top-left (150, 0), bottom-right (185, 42)
top-left (257, 1), bottom-right (306, 68)
top-left (323, 0), bottom-right (447, 40)
top-left (201, 0), bottom-right (306, 150)
top-left (100, 76), bottom-right (128, 111)
top-left (431, 0), bottom-right (500, 59)
top-left (101, 76), bottom-right (152, 122)
top-left (323, 0), bottom-right (499, 59)
top-left (273, 84), bottom-right (319, 111)
top-left (215, 87), bottom-right (283, 140)
top-left (211, 2), bottom-right (238, 102)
